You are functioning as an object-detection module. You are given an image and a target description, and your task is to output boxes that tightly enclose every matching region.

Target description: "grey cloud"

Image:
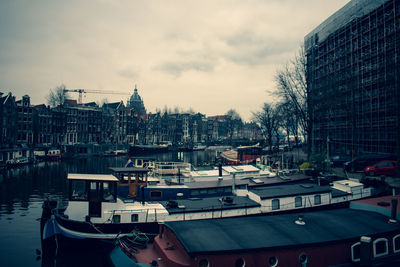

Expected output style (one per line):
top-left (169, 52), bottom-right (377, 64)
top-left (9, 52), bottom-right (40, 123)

top-left (155, 60), bottom-right (215, 76)
top-left (118, 67), bottom-right (140, 80)
top-left (221, 31), bottom-right (297, 65)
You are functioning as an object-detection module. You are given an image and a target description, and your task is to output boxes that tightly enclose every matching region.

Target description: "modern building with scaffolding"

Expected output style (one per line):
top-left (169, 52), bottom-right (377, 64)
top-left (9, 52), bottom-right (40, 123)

top-left (305, 0), bottom-right (400, 157)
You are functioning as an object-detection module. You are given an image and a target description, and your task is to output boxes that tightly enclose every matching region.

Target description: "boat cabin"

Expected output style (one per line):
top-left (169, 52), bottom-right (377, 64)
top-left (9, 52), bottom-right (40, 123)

top-left (68, 173), bottom-right (119, 217)
top-left (130, 157), bottom-right (156, 169)
top-left (110, 167), bottom-right (247, 202)
top-left (47, 149), bottom-right (62, 160)
top-left (110, 167), bottom-right (152, 198)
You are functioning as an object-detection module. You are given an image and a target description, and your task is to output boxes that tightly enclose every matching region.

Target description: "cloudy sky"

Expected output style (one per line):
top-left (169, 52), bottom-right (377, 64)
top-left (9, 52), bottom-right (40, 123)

top-left (0, 0), bottom-right (349, 121)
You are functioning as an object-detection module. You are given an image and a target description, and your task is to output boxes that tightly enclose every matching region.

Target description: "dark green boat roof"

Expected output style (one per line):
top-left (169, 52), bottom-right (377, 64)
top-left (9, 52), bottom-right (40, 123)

top-left (164, 208), bottom-right (400, 255)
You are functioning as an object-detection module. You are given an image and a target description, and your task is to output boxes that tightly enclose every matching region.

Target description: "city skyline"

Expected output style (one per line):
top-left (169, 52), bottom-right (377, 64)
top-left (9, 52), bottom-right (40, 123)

top-left (0, 0), bottom-right (349, 121)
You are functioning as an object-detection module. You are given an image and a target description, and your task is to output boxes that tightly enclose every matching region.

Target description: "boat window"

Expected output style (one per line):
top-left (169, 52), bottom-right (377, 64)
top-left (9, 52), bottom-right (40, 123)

top-left (314, 195), bottom-right (321, 205)
top-left (191, 190), bottom-right (200, 196)
top-left (198, 259), bottom-right (210, 267)
top-left (207, 188), bottom-right (217, 194)
top-left (272, 199), bottom-right (280, 210)
top-left (268, 256), bottom-right (278, 267)
top-left (102, 182), bottom-right (116, 202)
top-left (89, 182), bottom-right (100, 200)
top-left (131, 214), bottom-right (138, 222)
top-left (295, 197), bottom-right (302, 208)
top-left (373, 238), bottom-right (388, 257)
top-left (224, 187), bottom-right (232, 193)
top-left (217, 187), bottom-right (224, 193)
top-left (150, 191), bottom-right (162, 199)
top-left (119, 174), bottom-right (129, 184)
top-left (70, 180), bottom-right (88, 201)
top-left (351, 242), bottom-right (361, 262)
top-left (299, 253), bottom-right (308, 264)
top-left (112, 215), bottom-right (120, 224)
top-left (200, 189), bottom-right (207, 194)
top-left (235, 258), bottom-right (245, 267)
top-left (394, 234), bottom-right (400, 253)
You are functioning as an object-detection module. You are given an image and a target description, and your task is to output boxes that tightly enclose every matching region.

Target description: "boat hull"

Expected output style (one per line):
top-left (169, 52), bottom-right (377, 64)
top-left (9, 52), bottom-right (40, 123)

top-left (48, 213), bottom-right (159, 239)
top-left (128, 145), bottom-right (169, 155)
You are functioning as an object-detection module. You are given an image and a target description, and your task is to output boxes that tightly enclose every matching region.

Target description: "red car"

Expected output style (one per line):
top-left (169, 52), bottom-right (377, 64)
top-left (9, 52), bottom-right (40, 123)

top-left (364, 160), bottom-right (397, 176)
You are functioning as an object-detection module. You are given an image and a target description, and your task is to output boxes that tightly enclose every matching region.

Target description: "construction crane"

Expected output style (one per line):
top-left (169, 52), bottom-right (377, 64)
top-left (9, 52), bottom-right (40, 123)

top-left (63, 88), bottom-right (131, 104)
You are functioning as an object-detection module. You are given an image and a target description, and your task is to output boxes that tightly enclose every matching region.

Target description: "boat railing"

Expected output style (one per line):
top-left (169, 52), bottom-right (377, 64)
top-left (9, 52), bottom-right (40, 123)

top-left (106, 207), bottom-right (166, 222)
top-left (151, 162), bottom-right (193, 179)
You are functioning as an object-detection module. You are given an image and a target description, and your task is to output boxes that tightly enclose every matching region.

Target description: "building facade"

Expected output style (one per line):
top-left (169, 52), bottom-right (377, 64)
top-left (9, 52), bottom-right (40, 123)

top-left (0, 90), bottom-right (263, 162)
top-left (305, 0), bottom-right (400, 156)
top-left (16, 95), bottom-right (34, 146)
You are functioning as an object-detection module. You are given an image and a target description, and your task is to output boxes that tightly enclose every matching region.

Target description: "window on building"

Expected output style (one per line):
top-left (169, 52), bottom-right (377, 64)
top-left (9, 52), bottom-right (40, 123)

top-left (314, 195), bottom-right (321, 205)
top-left (373, 238), bottom-right (388, 257)
top-left (295, 197), bottom-right (302, 208)
top-left (272, 199), bottom-right (280, 210)
top-left (351, 242), bottom-right (361, 262)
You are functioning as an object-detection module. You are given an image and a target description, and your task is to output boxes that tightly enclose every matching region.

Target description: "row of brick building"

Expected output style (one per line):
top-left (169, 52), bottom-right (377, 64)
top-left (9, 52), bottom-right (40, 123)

top-left (0, 89), bottom-right (261, 162)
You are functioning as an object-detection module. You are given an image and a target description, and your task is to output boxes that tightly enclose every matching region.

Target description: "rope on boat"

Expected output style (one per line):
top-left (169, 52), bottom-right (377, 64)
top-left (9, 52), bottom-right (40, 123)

top-left (124, 229), bottom-right (150, 249)
top-left (86, 220), bottom-right (106, 234)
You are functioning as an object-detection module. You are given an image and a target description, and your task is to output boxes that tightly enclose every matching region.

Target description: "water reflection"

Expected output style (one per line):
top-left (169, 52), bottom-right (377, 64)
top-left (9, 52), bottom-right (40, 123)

top-left (0, 151), bottom-right (215, 267)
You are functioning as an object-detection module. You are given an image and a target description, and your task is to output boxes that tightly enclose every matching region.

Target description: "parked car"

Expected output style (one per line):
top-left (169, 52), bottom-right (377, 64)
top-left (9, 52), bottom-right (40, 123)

top-left (329, 154), bottom-right (352, 167)
top-left (364, 160), bottom-right (397, 176)
top-left (344, 153), bottom-right (396, 173)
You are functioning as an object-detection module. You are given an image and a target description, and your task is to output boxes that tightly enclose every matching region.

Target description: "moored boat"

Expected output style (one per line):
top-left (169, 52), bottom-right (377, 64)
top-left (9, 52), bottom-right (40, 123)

top-left (41, 165), bottom-right (375, 249)
top-left (111, 195), bottom-right (400, 267)
top-left (220, 144), bottom-right (263, 165)
top-left (46, 149), bottom-right (62, 161)
top-left (128, 144), bottom-right (169, 155)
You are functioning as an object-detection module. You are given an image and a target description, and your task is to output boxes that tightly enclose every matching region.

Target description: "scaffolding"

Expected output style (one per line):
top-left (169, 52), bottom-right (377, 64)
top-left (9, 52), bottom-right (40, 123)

top-left (305, 0), bottom-right (399, 156)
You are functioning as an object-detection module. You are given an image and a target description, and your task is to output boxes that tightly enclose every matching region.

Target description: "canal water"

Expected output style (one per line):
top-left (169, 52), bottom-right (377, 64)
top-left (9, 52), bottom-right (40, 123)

top-left (0, 151), bottom-right (216, 267)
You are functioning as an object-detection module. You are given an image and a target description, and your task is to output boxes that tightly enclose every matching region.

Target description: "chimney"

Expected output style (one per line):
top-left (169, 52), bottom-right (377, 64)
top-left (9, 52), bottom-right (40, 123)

top-left (295, 215), bottom-right (305, 225)
top-left (232, 173), bottom-right (236, 194)
top-left (389, 198), bottom-right (398, 224)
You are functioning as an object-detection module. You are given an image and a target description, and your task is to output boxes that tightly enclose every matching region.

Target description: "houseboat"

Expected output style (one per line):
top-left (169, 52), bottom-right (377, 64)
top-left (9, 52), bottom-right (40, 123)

top-left (128, 144), bottom-right (169, 155)
top-left (111, 195), bottom-right (400, 267)
top-left (220, 144), bottom-right (263, 165)
top-left (46, 149), bottom-right (62, 161)
top-left (41, 166), bottom-right (374, 246)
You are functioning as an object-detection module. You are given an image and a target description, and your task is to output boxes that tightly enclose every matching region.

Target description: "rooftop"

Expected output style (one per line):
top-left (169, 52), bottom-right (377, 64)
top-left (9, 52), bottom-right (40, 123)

top-left (165, 207), bottom-right (400, 255)
top-left (67, 173), bottom-right (119, 182)
top-left (305, 0), bottom-right (389, 49)
top-left (250, 183), bottom-right (331, 199)
top-left (159, 196), bottom-right (260, 214)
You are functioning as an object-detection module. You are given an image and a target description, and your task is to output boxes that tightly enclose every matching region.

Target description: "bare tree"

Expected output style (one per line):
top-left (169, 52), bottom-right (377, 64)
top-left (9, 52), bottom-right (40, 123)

top-left (252, 103), bottom-right (280, 152)
top-left (47, 84), bottom-right (66, 107)
top-left (275, 46), bottom-right (312, 158)
top-left (277, 101), bottom-right (298, 149)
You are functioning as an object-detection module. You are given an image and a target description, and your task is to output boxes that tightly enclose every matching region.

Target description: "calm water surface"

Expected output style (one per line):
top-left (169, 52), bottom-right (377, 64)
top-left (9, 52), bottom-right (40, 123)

top-left (0, 151), bottom-right (215, 267)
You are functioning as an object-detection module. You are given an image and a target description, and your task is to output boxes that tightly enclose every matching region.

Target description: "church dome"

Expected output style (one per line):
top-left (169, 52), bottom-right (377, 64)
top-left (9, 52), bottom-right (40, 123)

top-left (127, 84), bottom-right (146, 115)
